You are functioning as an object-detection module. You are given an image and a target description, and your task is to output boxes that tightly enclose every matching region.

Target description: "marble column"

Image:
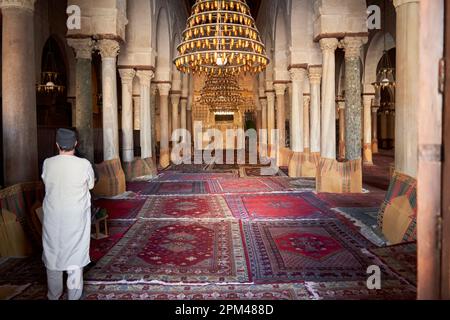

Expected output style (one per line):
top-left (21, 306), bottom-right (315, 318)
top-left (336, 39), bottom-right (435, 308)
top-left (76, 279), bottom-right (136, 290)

top-left (372, 106), bottom-right (379, 153)
top-left (274, 84), bottom-right (287, 148)
top-left (342, 36), bottom-right (367, 161)
top-left (380, 111), bottom-right (388, 149)
top-left (308, 66), bottom-right (322, 154)
top-left (260, 97), bottom-right (268, 132)
top-left (289, 69), bottom-right (306, 154)
top-left (303, 96), bottom-right (311, 153)
top-left (180, 98), bottom-right (188, 130)
top-left (363, 94), bottom-right (374, 164)
top-left (266, 91), bottom-right (276, 149)
top-left (1, 0), bottom-right (38, 185)
top-left (67, 38), bottom-right (95, 163)
top-left (393, 0), bottom-right (419, 178)
top-left (133, 96), bottom-right (140, 130)
top-left (319, 38), bottom-right (339, 159)
top-left (171, 93), bottom-right (181, 135)
top-left (98, 39), bottom-right (121, 161)
top-left (158, 83), bottom-right (172, 168)
top-left (136, 71), bottom-right (154, 160)
top-left (337, 99), bottom-right (346, 160)
top-left (119, 69), bottom-right (136, 163)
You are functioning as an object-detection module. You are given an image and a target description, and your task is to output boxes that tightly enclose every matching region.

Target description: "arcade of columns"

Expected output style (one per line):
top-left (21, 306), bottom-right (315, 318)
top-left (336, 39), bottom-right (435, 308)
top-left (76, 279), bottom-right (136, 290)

top-left (0, 0), bottom-right (419, 195)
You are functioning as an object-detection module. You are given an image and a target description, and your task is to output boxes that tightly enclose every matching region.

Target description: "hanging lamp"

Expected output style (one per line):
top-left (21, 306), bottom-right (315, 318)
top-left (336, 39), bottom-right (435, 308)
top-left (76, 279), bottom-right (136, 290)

top-left (174, 0), bottom-right (269, 76)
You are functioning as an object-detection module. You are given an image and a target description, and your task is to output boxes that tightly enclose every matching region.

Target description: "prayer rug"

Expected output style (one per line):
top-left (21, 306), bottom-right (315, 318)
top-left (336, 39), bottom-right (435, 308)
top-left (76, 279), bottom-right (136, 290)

top-left (239, 167), bottom-right (286, 177)
top-left (369, 242), bottom-right (417, 285)
top-left (90, 220), bottom-right (135, 262)
top-left (83, 283), bottom-right (310, 300)
top-left (0, 258), bottom-right (46, 284)
top-left (127, 181), bottom-right (207, 196)
top-left (138, 196), bottom-right (233, 219)
top-left (169, 164), bottom-right (209, 173)
top-left (306, 280), bottom-right (416, 300)
top-left (156, 172), bottom-right (238, 181)
top-left (206, 178), bottom-right (288, 194)
top-left (225, 193), bottom-right (336, 220)
top-left (86, 220), bottom-right (249, 283)
top-left (242, 220), bottom-right (383, 283)
top-left (315, 192), bottom-right (386, 208)
top-left (94, 199), bottom-right (146, 220)
top-left (0, 284), bottom-right (30, 300)
top-left (12, 283), bottom-right (47, 300)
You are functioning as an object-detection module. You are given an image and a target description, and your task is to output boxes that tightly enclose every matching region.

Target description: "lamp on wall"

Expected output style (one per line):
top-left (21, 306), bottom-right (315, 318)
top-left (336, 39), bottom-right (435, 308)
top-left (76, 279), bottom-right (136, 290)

top-left (174, 0), bottom-right (269, 76)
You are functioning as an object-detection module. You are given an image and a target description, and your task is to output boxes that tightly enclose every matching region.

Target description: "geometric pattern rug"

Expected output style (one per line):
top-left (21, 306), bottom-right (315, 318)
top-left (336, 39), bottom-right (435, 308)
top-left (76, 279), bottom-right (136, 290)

top-left (242, 220), bottom-right (385, 283)
top-left (85, 220), bottom-right (249, 283)
top-left (314, 192), bottom-right (386, 208)
top-left (93, 199), bottom-right (146, 220)
top-left (206, 178), bottom-right (290, 194)
top-left (156, 172), bottom-right (239, 181)
top-left (137, 196), bottom-right (233, 219)
top-left (225, 193), bottom-right (337, 220)
top-left (127, 181), bottom-right (207, 196)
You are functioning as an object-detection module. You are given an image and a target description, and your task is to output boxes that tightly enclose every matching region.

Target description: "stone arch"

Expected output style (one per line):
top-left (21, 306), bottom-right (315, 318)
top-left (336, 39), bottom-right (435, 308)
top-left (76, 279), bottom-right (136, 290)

top-left (155, 6), bottom-right (172, 81)
top-left (264, 31), bottom-right (274, 86)
top-left (171, 33), bottom-right (182, 91)
top-left (273, 3), bottom-right (290, 81)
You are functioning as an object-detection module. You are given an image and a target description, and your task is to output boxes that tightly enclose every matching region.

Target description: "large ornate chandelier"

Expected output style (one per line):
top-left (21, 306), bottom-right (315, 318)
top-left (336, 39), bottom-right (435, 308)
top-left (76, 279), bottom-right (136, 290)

top-left (174, 0), bottom-right (269, 75)
top-left (199, 74), bottom-right (244, 110)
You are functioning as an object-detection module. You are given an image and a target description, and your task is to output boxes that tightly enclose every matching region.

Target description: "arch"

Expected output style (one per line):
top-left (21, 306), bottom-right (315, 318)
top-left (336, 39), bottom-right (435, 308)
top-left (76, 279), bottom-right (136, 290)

top-left (264, 31), bottom-right (274, 86)
top-left (364, 31), bottom-right (396, 92)
top-left (273, 4), bottom-right (290, 81)
top-left (155, 6), bottom-right (172, 81)
top-left (171, 33), bottom-right (182, 91)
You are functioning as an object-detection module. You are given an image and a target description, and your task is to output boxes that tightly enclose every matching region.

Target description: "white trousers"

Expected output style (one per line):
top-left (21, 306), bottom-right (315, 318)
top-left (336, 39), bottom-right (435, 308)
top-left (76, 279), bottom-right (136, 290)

top-left (46, 268), bottom-right (84, 300)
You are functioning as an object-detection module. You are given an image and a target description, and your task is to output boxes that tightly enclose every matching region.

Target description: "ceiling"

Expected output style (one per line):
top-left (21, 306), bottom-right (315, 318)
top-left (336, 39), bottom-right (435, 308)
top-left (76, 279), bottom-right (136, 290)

top-left (185, 0), bottom-right (262, 18)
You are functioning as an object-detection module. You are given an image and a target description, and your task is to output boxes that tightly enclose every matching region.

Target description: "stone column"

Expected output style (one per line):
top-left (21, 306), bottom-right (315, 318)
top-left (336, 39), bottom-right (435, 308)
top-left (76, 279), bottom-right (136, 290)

top-left (136, 70), bottom-right (154, 160)
top-left (380, 111), bottom-right (388, 149)
top-left (289, 68), bottom-right (306, 154)
top-left (260, 97), bottom-right (267, 132)
top-left (98, 39), bottom-right (121, 161)
top-left (266, 91), bottom-right (276, 149)
top-left (337, 99), bottom-right (346, 160)
top-left (363, 94), bottom-right (374, 164)
top-left (180, 98), bottom-right (188, 130)
top-left (341, 36), bottom-right (367, 162)
top-left (119, 69), bottom-right (136, 163)
top-left (67, 38), bottom-right (95, 162)
top-left (1, 0), bottom-right (38, 185)
top-left (303, 96), bottom-right (311, 153)
top-left (158, 83), bottom-right (171, 168)
top-left (372, 106), bottom-right (379, 153)
top-left (171, 93), bottom-right (181, 135)
top-left (308, 66), bottom-right (322, 154)
top-left (393, 0), bottom-right (419, 178)
top-left (319, 38), bottom-right (339, 160)
top-left (274, 83), bottom-right (287, 148)
top-left (133, 96), bottom-right (140, 130)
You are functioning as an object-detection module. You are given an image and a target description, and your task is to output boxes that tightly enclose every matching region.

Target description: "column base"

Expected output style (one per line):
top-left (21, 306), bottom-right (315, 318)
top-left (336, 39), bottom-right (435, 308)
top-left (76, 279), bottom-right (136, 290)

top-left (93, 159), bottom-right (126, 197)
top-left (316, 158), bottom-right (363, 193)
top-left (288, 152), bottom-right (320, 178)
top-left (123, 157), bottom-right (157, 181)
top-left (338, 141), bottom-right (346, 161)
top-left (372, 140), bottom-right (379, 154)
top-left (363, 143), bottom-right (373, 165)
top-left (378, 172), bottom-right (417, 245)
top-left (160, 149), bottom-right (171, 168)
top-left (277, 147), bottom-right (293, 167)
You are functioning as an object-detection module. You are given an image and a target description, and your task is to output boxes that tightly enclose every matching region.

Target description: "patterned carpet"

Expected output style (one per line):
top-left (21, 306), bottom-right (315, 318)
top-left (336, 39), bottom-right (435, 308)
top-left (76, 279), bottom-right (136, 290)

top-left (0, 159), bottom-right (417, 300)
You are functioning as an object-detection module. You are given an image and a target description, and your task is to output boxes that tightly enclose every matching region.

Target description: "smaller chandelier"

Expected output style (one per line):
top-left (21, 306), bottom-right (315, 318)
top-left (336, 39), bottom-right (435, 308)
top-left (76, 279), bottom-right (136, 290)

top-left (37, 43), bottom-right (65, 95)
top-left (174, 0), bottom-right (269, 76)
top-left (199, 74), bottom-right (245, 109)
top-left (373, 51), bottom-right (395, 90)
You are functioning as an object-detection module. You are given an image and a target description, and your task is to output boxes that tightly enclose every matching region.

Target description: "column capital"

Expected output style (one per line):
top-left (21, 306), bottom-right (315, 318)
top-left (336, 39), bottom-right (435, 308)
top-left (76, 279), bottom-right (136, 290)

top-left (136, 70), bottom-right (154, 87)
top-left (171, 93), bottom-right (181, 105)
top-left (393, 0), bottom-right (419, 9)
top-left (97, 39), bottom-right (120, 59)
top-left (259, 97), bottom-right (268, 108)
top-left (0, 0), bottom-right (36, 12)
top-left (340, 37), bottom-right (368, 58)
top-left (265, 81), bottom-right (274, 91)
top-left (67, 38), bottom-right (95, 60)
top-left (337, 100), bottom-right (346, 111)
top-left (273, 83), bottom-right (287, 96)
top-left (289, 67), bottom-right (307, 82)
top-left (371, 106), bottom-right (380, 113)
top-left (266, 91), bottom-right (275, 103)
top-left (119, 68), bottom-right (136, 85)
top-left (303, 95), bottom-right (311, 107)
top-left (157, 83), bottom-right (172, 96)
top-left (308, 66), bottom-right (323, 84)
top-left (362, 94), bottom-right (375, 107)
top-left (319, 38), bottom-right (339, 53)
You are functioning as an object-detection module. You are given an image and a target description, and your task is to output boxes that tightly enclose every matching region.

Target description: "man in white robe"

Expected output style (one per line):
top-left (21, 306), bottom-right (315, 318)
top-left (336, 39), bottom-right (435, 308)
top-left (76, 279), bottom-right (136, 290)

top-left (41, 128), bottom-right (95, 300)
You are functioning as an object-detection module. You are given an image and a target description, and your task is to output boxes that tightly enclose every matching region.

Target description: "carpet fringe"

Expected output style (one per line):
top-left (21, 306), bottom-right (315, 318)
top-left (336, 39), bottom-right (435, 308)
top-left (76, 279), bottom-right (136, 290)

top-left (85, 280), bottom-right (257, 287)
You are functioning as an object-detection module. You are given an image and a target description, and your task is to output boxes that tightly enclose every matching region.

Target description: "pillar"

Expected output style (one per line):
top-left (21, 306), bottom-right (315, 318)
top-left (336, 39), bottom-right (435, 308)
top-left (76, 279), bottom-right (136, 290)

top-left (303, 95), bottom-right (311, 153)
top-left (171, 93), bottom-right (181, 135)
top-left (67, 38), bottom-right (95, 162)
top-left (119, 69), bottom-right (136, 163)
top-left (98, 39), bottom-right (120, 161)
top-left (393, 0), bottom-right (419, 178)
top-left (308, 66), bottom-right (322, 154)
top-left (180, 98), bottom-right (188, 130)
top-left (319, 38), bottom-right (339, 160)
top-left (274, 83), bottom-right (287, 149)
top-left (342, 36), bottom-right (367, 162)
top-left (372, 106), bottom-right (379, 153)
top-left (266, 91), bottom-right (275, 152)
top-left (363, 94), bottom-right (374, 164)
top-left (337, 99), bottom-right (346, 160)
top-left (136, 70), bottom-right (154, 160)
top-left (289, 68), bottom-right (306, 154)
top-left (380, 111), bottom-right (388, 149)
top-left (158, 83), bottom-right (171, 168)
top-left (1, 0), bottom-right (38, 185)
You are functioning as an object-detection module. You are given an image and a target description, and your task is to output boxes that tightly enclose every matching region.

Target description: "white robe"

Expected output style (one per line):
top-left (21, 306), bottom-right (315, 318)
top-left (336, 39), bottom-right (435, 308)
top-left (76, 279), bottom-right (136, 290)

top-left (41, 155), bottom-right (95, 271)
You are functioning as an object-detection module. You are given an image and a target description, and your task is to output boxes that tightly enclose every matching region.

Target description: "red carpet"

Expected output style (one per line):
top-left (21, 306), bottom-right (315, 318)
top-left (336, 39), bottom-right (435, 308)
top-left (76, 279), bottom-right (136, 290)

top-left (315, 192), bottom-right (386, 208)
top-left (94, 199), bottom-right (146, 220)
